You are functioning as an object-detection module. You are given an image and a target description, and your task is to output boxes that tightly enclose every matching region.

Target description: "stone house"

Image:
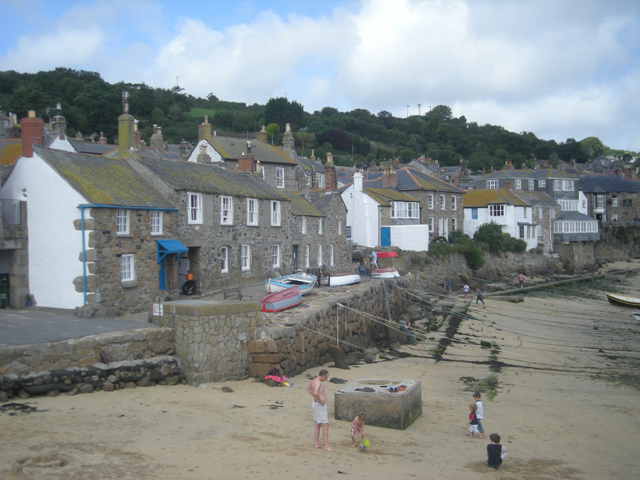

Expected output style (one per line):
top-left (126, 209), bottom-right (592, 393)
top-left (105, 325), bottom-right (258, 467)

top-left (577, 174), bottom-right (640, 224)
top-left (512, 191), bottom-right (561, 253)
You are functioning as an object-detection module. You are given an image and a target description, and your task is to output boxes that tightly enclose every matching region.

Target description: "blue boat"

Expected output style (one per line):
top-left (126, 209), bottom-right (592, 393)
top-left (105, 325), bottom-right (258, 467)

top-left (265, 272), bottom-right (317, 296)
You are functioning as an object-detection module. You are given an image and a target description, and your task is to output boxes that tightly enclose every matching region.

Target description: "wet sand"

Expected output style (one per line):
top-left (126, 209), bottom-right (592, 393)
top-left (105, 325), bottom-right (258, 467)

top-left (1, 262), bottom-right (640, 480)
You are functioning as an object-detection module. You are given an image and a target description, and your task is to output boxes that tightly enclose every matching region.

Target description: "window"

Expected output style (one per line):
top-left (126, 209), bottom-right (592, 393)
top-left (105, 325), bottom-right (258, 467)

top-left (487, 180), bottom-right (499, 189)
top-left (440, 195), bottom-right (445, 210)
top-left (563, 180), bottom-right (573, 191)
top-left (247, 198), bottom-right (258, 226)
top-left (302, 216), bottom-right (307, 234)
top-left (317, 244), bottom-right (323, 266)
top-left (221, 196), bottom-right (233, 225)
top-left (472, 207), bottom-right (478, 220)
top-left (318, 218), bottom-right (323, 234)
top-left (241, 245), bottom-right (250, 271)
top-left (220, 246), bottom-right (228, 273)
top-left (120, 254), bottom-right (134, 282)
top-left (539, 180), bottom-right (546, 188)
top-left (316, 174), bottom-right (325, 189)
top-left (596, 195), bottom-right (604, 209)
top-left (271, 201), bottom-right (281, 226)
top-left (519, 225), bottom-right (525, 238)
top-left (528, 180), bottom-right (534, 190)
top-left (272, 245), bottom-right (280, 267)
top-left (451, 197), bottom-right (456, 210)
top-left (338, 220), bottom-right (342, 236)
top-left (330, 245), bottom-right (334, 266)
top-left (623, 199), bottom-right (633, 207)
top-left (554, 180), bottom-right (561, 191)
top-left (391, 202), bottom-right (419, 218)
top-left (612, 213), bottom-right (619, 221)
top-left (346, 226), bottom-right (351, 238)
top-left (150, 211), bottom-right (162, 235)
top-left (524, 208), bottom-right (527, 218)
top-left (304, 245), bottom-right (310, 268)
top-left (428, 217), bottom-right (434, 232)
top-left (515, 179), bottom-right (522, 190)
top-left (276, 167), bottom-right (285, 188)
top-left (536, 225), bottom-right (542, 236)
top-left (451, 218), bottom-right (457, 231)
top-left (428, 194), bottom-right (434, 209)
top-left (612, 196), bottom-right (618, 207)
top-left (489, 204), bottom-right (505, 216)
top-left (550, 208), bottom-right (556, 219)
top-left (582, 199), bottom-right (587, 209)
top-left (116, 209), bottom-right (130, 235)
top-left (188, 192), bottom-right (202, 224)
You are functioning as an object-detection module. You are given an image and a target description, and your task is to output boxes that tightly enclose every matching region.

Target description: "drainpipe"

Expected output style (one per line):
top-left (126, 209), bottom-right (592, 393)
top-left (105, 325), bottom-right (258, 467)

top-left (77, 204), bottom-right (179, 305)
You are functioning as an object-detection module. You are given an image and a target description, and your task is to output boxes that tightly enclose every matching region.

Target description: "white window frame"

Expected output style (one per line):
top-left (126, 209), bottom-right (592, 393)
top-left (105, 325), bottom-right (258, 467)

top-left (612, 213), bottom-right (619, 221)
top-left (116, 209), bottom-right (130, 235)
top-left (247, 198), bottom-right (258, 226)
top-left (451, 196), bottom-right (456, 210)
top-left (220, 196), bottom-right (233, 225)
top-left (188, 192), bottom-right (202, 224)
top-left (304, 245), bottom-right (310, 268)
top-left (539, 180), bottom-right (546, 188)
top-left (596, 195), bottom-right (604, 209)
top-left (330, 245), bottom-right (334, 266)
top-left (440, 195), bottom-right (445, 210)
top-left (271, 201), bottom-right (281, 226)
top-left (317, 244), bottom-right (323, 266)
top-left (451, 217), bottom-right (457, 231)
top-left (428, 194), bottom-right (434, 209)
top-left (563, 180), bottom-right (573, 191)
top-left (391, 202), bottom-right (419, 219)
top-left (272, 245), bottom-right (280, 268)
top-left (241, 244), bottom-right (250, 271)
top-left (428, 217), bottom-right (434, 232)
top-left (276, 167), bottom-right (285, 188)
top-left (528, 180), bottom-right (534, 190)
top-left (220, 246), bottom-right (229, 273)
top-left (489, 204), bottom-right (505, 217)
top-left (612, 196), bottom-right (618, 207)
top-left (554, 180), bottom-right (561, 191)
top-left (150, 210), bottom-right (162, 235)
top-left (487, 180), bottom-right (499, 189)
top-left (120, 254), bottom-right (134, 282)
top-left (515, 179), bottom-right (522, 190)
top-left (317, 174), bottom-right (325, 189)
top-left (318, 218), bottom-right (323, 234)
top-left (536, 225), bottom-right (542, 237)
top-left (338, 220), bottom-right (342, 236)
top-left (550, 208), bottom-right (556, 219)
top-left (302, 216), bottom-right (307, 234)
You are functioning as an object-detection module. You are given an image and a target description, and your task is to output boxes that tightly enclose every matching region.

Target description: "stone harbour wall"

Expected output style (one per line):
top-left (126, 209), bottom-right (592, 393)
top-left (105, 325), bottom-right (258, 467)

top-left (248, 279), bottom-right (411, 378)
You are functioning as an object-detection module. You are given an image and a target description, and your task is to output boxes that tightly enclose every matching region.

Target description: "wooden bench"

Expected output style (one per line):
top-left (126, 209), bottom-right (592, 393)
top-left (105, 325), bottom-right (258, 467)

top-left (223, 287), bottom-right (253, 301)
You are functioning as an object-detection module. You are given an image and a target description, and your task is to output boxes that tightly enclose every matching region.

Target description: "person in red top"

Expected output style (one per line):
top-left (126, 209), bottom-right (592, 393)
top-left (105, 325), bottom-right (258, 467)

top-left (467, 403), bottom-right (480, 438)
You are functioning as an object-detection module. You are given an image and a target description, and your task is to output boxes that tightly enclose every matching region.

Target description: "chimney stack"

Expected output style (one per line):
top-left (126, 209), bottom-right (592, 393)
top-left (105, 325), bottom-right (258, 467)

top-left (504, 160), bottom-right (514, 170)
top-left (354, 171), bottom-right (364, 192)
top-left (382, 164), bottom-right (398, 188)
top-left (150, 126), bottom-right (164, 154)
top-left (21, 110), bottom-right (44, 158)
top-left (51, 114), bottom-right (67, 140)
top-left (238, 141), bottom-right (255, 172)
top-left (256, 125), bottom-right (267, 143)
top-left (324, 152), bottom-right (336, 191)
top-left (179, 139), bottom-right (191, 159)
top-left (99, 132), bottom-right (107, 144)
top-left (198, 116), bottom-right (212, 142)
top-left (196, 144), bottom-right (211, 164)
top-left (282, 122), bottom-right (295, 154)
top-left (134, 120), bottom-right (141, 145)
top-left (118, 91), bottom-right (135, 158)
top-left (453, 170), bottom-right (460, 187)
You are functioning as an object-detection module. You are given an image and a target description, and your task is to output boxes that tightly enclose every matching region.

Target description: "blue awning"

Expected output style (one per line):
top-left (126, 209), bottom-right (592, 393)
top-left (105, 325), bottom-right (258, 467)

top-left (156, 239), bottom-right (189, 263)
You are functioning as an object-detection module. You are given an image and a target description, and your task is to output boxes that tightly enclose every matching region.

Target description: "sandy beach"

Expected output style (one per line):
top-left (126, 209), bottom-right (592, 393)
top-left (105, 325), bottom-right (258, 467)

top-left (2, 262), bottom-right (640, 480)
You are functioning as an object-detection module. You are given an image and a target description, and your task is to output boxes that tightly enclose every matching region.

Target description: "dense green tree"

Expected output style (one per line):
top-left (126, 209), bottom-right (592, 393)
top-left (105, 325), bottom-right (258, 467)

top-left (264, 97), bottom-right (304, 131)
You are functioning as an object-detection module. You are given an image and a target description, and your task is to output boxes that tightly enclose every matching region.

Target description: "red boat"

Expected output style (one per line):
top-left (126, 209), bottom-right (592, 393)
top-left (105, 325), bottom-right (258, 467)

top-left (259, 286), bottom-right (302, 312)
top-left (375, 251), bottom-right (399, 258)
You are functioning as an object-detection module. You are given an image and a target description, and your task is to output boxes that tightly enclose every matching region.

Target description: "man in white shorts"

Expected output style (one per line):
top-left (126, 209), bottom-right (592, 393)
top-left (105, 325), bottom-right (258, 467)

top-left (307, 369), bottom-right (334, 452)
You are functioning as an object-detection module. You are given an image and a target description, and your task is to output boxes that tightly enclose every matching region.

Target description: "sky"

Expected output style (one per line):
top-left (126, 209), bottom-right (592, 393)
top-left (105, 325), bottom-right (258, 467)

top-left (1, 0), bottom-right (639, 152)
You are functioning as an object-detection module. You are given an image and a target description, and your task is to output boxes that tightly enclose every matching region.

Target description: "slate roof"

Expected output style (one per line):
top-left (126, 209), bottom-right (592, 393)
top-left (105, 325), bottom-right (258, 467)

top-left (577, 174), bottom-right (640, 193)
top-left (512, 190), bottom-right (559, 207)
top-left (206, 136), bottom-right (297, 165)
top-left (138, 155), bottom-right (288, 200)
top-left (68, 139), bottom-right (117, 155)
top-left (555, 211), bottom-right (598, 221)
top-left (340, 167), bottom-right (465, 194)
top-left (478, 169), bottom-right (574, 180)
top-left (364, 188), bottom-right (419, 206)
top-left (296, 155), bottom-right (325, 173)
top-left (463, 189), bottom-right (529, 208)
top-left (33, 146), bottom-right (175, 208)
top-left (283, 193), bottom-right (325, 217)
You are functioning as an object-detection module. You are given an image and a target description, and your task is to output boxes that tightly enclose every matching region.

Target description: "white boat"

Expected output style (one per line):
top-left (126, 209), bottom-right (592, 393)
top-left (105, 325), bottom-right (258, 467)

top-left (606, 293), bottom-right (640, 308)
top-left (370, 267), bottom-right (400, 279)
top-left (265, 272), bottom-right (317, 295)
top-left (322, 272), bottom-right (361, 287)
top-left (633, 312), bottom-right (640, 324)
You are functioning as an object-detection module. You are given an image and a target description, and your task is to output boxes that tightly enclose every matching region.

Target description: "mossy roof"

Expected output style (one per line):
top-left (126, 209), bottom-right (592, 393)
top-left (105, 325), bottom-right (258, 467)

top-left (34, 146), bottom-right (175, 208)
top-left (283, 193), bottom-right (325, 216)
top-left (207, 136), bottom-right (297, 165)
top-left (463, 189), bottom-right (529, 207)
top-left (364, 188), bottom-right (419, 206)
top-left (139, 155), bottom-right (289, 200)
top-left (512, 190), bottom-right (559, 207)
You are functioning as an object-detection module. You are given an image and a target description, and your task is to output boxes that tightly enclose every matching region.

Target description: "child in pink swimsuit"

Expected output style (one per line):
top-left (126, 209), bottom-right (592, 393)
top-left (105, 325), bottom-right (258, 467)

top-left (350, 412), bottom-right (367, 448)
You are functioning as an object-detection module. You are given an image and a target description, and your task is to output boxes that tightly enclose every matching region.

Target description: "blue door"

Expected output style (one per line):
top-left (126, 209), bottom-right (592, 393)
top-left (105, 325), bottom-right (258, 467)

top-left (381, 227), bottom-right (391, 246)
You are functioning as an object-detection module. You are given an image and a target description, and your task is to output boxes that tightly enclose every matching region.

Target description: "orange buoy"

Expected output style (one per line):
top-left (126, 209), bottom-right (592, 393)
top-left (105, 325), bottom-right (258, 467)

top-left (186, 273), bottom-right (193, 281)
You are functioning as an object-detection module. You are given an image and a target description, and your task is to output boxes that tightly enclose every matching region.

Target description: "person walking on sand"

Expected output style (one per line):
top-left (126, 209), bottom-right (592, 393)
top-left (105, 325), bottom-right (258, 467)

top-left (463, 284), bottom-right (470, 301)
top-left (467, 403), bottom-right (480, 438)
top-left (475, 288), bottom-right (486, 308)
top-left (307, 369), bottom-right (334, 452)
top-left (473, 391), bottom-right (486, 439)
top-left (519, 273), bottom-right (524, 289)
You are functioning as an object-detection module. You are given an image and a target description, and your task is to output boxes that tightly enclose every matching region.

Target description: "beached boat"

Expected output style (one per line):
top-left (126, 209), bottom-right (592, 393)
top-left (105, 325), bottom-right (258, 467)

top-left (606, 293), bottom-right (640, 308)
top-left (371, 267), bottom-right (400, 279)
top-left (322, 272), bottom-right (362, 287)
top-left (375, 251), bottom-right (399, 258)
top-left (632, 312), bottom-right (640, 323)
top-left (265, 272), bottom-right (317, 295)
top-left (260, 286), bottom-right (302, 312)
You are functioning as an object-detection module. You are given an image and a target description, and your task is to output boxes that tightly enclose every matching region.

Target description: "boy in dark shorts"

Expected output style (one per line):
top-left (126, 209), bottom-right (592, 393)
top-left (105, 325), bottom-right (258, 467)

top-left (487, 433), bottom-right (506, 469)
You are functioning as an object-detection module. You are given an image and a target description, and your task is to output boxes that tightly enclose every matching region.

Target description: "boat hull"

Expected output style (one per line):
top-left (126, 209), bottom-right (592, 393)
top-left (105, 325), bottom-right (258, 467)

top-left (371, 267), bottom-right (400, 279)
top-left (375, 251), bottom-right (398, 258)
top-left (260, 286), bottom-right (302, 312)
top-left (265, 273), bottom-right (317, 295)
top-left (322, 272), bottom-right (361, 287)
top-left (606, 293), bottom-right (640, 308)
top-left (633, 312), bottom-right (640, 323)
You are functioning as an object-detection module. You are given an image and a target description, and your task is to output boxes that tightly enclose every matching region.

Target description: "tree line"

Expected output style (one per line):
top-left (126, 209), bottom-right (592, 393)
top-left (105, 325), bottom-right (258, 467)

top-left (0, 68), bottom-right (632, 170)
